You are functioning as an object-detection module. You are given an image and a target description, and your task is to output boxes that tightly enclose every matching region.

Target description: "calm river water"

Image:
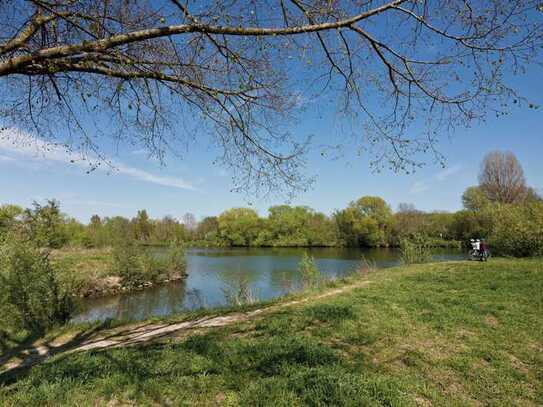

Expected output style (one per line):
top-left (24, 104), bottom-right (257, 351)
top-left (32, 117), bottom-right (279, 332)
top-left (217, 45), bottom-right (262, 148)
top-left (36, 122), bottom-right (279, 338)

top-left (74, 247), bottom-right (463, 323)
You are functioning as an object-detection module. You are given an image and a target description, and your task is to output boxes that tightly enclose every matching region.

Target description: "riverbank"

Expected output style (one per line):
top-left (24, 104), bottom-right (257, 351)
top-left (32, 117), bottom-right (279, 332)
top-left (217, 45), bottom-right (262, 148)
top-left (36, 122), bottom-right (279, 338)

top-left (54, 246), bottom-right (460, 306)
top-left (51, 247), bottom-right (186, 298)
top-left (1, 258), bottom-right (542, 405)
top-left (147, 238), bottom-right (462, 249)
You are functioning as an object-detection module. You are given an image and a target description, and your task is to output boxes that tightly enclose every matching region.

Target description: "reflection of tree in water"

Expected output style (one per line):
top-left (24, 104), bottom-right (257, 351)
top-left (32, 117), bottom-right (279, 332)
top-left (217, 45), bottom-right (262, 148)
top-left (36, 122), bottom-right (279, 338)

top-left (75, 295), bottom-right (121, 322)
top-left (269, 269), bottom-right (300, 295)
top-left (163, 280), bottom-right (188, 315)
top-left (214, 259), bottom-right (265, 303)
top-left (185, 289), bottom-right (206, 310)
top-left (215, 259), bottom-right (262, 287)
top-left (115, 279), bottom-right (188, 320)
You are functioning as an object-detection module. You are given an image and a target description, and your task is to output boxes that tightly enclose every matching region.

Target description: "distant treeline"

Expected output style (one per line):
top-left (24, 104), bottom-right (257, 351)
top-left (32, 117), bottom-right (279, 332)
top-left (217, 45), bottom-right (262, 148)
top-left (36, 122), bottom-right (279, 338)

top-left (1, 193), bottom-right (542, 256)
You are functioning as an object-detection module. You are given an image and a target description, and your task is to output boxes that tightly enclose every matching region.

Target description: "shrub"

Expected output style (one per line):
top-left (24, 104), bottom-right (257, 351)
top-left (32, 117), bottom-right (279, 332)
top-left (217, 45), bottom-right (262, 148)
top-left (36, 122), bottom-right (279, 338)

top-left (138, 251), bottom-right (162, 283)
top-left (22, 200), bottom-right (68, 249)
top-left (112, 243), bottom-right (188, 289)
top-left (222, 277), bottom-right (257, 306)
top-left (358, 255), bottom-right (377, 276)
top-left (299, 252), bottom-right (320, 288)
top-left (400, 234), bottom-right (432, 265)
top-left (0, 239), bottom-right (74, 335)
top-left (165, 243), bottom-right (187, 275)
top-left (111, 242), bottom-right (147, 289)
top-left (144, 244), bottom-right (187, 283)
top-left (488, 202), bottom-right (543, 257)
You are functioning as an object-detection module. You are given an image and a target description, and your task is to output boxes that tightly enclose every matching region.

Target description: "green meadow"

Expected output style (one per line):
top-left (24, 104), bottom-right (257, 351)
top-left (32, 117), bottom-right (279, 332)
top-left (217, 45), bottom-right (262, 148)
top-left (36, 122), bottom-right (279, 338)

top-left (1, 258), bottom-right (542, 406)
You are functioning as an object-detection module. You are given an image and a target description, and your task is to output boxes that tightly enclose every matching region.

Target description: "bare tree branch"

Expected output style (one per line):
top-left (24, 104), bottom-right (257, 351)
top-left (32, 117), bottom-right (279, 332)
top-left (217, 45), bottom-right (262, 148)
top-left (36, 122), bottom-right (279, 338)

top-left (0, 0), bottom-right (540, 197)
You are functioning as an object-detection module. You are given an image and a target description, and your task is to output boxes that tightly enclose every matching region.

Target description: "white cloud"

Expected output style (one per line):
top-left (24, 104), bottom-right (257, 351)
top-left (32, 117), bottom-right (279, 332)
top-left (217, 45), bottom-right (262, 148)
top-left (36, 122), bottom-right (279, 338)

top-left (0, 154), bottom-right (15, 162)
top-left (114, 163), bottom-right (195, 190)
top-left (410, 163), bottom-right (463, 194)
top-left (435, 164), bottom-right (463, 182)
top-left (0, 128), bottom-right (195, 190)
top-left (410, 180), bottom-right (429, 194)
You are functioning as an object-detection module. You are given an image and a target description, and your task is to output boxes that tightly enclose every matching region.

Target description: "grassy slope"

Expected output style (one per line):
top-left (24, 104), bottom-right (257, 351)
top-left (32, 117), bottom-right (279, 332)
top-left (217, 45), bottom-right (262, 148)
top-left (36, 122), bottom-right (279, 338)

top-left (1, 259), bottom-right (542, 406)
top-left (51, 248), bottom-right (114, 277)
top-left (50, 248), bottom-right (117, 297)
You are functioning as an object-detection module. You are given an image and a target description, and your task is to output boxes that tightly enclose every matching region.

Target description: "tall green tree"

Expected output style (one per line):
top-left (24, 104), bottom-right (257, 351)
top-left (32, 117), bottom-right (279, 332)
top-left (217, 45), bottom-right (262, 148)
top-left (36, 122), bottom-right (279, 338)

top-left (266, 205), bottom-right (312, 246)
top-left (22, 200), bottom-right (67, 248)
top-left (451, 210), bottom-right (494, 242)
top-left (0, 204), bottom-right (23, 241)
top-left (104, 216), bottom-right (132, 245)
top-left (63, 217), bottom-right (90, 247)
top-left (462, 186), bottom-right (491, 211)
top-left (133, 210), bottom-right (153, 242)
top-left (335, 196), bottom-right (392, 247)
top-left (152, 216), bottom-right (186, 243)
top-left (305, 212), bottom-right (338, 247)
top-left (195, 216), bottom-right (219, 242)
top-left (217, 208), bottom-right (261, 246)
top-left (391, 204), bottom-right (424, 243)
top-left (87, 215), bottom-right (105, 247)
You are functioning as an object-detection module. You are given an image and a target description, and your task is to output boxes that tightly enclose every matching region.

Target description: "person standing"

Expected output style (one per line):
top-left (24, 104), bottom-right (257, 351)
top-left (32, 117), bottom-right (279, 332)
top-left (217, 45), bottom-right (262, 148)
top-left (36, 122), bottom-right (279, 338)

top-left (480, 239), bottom-right (488, 258)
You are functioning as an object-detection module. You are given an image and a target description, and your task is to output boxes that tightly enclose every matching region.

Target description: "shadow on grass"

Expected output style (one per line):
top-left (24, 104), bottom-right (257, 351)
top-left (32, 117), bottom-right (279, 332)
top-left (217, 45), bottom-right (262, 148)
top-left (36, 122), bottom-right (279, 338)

top-left (0, 315), bottom-right (235, 387)
top-left (0, 280), bottom-right (371, 389)
top-left (0, 321), bottom-right (114, 386)
top-left (0, 331), bottom-right (30, 363)
top-left (0, 331), bottom-right (408, 406)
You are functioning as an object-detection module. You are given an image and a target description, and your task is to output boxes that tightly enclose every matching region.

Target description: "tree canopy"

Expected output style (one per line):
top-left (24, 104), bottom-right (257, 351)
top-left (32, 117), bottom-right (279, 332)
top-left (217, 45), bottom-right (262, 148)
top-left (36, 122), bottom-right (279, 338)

top-left (462, 151), bottom-right (542, 209)
top-left (479, 151), bottom-right (528, 204)
top-left (1, 1), bottom-right (542, 196)
top-left (335, 196), bottom-right (392, 246)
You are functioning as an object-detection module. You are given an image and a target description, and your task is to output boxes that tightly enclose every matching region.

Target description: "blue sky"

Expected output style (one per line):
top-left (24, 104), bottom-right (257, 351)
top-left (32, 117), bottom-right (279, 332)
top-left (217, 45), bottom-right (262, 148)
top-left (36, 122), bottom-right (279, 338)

top-left (1, 70), bottom-right (541, 223)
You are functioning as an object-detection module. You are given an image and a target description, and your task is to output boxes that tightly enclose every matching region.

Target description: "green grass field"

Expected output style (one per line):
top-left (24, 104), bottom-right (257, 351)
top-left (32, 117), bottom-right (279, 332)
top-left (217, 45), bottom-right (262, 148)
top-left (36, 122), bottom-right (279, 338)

top-left (1, 258), bottom-right (542, 406)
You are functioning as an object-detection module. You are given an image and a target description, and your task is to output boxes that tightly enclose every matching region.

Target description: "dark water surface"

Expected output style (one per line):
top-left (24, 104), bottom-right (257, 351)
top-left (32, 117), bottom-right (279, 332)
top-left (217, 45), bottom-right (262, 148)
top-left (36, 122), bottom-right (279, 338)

top-left (74, 247), bottom-right (463, 323)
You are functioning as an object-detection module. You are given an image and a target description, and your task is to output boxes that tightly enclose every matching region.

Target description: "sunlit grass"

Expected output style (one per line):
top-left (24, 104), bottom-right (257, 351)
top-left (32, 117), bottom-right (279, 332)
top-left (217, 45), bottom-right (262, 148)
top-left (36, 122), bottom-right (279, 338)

top-left (1, 258), bottom-right (542, 406)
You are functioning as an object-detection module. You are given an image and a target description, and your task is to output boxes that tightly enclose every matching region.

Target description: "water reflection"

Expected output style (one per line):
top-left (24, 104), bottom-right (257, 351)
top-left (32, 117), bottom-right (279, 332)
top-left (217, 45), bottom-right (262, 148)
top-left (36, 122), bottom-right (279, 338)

top-left (74, 247), bottom-right (462, 323)
top-left (75, 279), bottom-right (188, 322)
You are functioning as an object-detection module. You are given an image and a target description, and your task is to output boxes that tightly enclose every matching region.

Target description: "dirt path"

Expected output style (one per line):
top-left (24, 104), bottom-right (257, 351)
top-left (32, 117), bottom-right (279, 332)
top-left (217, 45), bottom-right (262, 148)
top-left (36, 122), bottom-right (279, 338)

top-left (1, 280), bottom-right (370, 378)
